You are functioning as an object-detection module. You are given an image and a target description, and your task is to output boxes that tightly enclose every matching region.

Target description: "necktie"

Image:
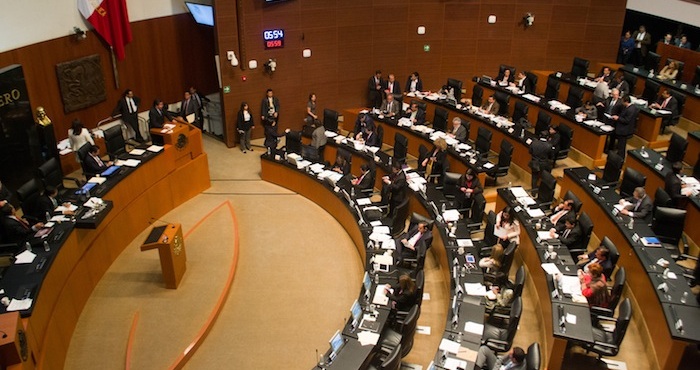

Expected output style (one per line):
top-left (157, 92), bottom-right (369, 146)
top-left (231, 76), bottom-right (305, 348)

top-left (388, 102), bottom-right (392, 112)
top-left (51, 197), bottom-right (58, 208)
top-left (128, 98), bottom-right (135, 113)
top-left (661, 98), bottom-right (668, 109)
top-left (563, 229), bottom-right (570, 238)
top-left (634, 199), bottom-right (641, 211)
top-left (13, 216), bottom-right (29, 230)
top-left (184, 100), bottom-right (189, 113)
top-left (93, 154), bottom-right (104, 167)
top-left (157, 109), bottom-right (162, 116)
top-left (608, 100), bottom-right (616, 114)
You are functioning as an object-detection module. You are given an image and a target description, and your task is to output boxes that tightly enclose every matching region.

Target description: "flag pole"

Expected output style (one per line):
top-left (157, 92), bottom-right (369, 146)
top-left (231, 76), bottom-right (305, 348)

top-left (110, 46), bottom-right (120, 89)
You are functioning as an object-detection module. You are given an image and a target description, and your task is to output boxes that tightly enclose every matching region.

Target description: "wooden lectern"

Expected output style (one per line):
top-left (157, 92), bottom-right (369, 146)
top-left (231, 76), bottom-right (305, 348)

top-left (141, 223), bottom-right (187, 289)
top-left (0, 312), bottom-right (30, 369)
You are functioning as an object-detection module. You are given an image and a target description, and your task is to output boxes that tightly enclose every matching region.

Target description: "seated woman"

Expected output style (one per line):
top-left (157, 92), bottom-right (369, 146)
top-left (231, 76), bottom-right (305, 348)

top-left (419, 138), bottom-right (448, 183)
top-left (331, 154), bottom-right (350, 175)
top-left (578, 262), bottom-right (609, 308)
top-left (385, 274), bottom-right (418, 312)
top-left (479, 244), bottom-right (504, 274)
top-left (494, 206), bottom-right (520, 247)
top-left (657, 61), bottom-right (679, 81)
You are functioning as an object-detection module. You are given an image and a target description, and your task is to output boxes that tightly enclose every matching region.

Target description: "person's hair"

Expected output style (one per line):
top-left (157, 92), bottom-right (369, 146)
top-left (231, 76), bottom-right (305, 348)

top-left (308, 93), bottom-right (315, 100)
top-left (465, 168), bottom-right (476, 177)
top-left (359, 113), bottom-right (367, 120)
top-left (45, 185), bottom-right (57, 196)
top-left (239, 101), bottom-right (248, 111)
top-left (89, 145), bottom-right (99, 154)
top-left (0, 203), bottom-right (13, 215)
top-left (564, 215), bottom-right (577, 226)
top-left (634, 186), bottom-right (646, 197)
top-left (622, 95), bottom-right (632, 104)
top-left (375, 69), bottom-right (381, 75)
top-left (412, 71), bottom-right (419, 77)
top-left (398, 274), bottom-right (416, 295)
top-left (668, 61), bottom-right (677, 69)
top-left (490, 244), bottom-right (504, 268)
top-left (452, 117), bottom-right (461, 124)
top-left (672, 161), bottom-right (682, 174)
top-left (435, 138), bottom-right (448, 151)
top-left (500, 206), bottom-right (514, 226)
top-left (611, 88), bottom-right (620, 95)
top-left (588, 262), bottom-right (603, 278)
top-left (266, 88), bottom-right (273, 94)
top-left (391, 161), bottom-right (402, 170)
top-left (71, 119), bottom-right (84, 136)
top-left (597, 246), bottom-right (610, 259)
top-left (122, 89), bottom-right (132, 97)
top-left (512, 347), bottom-right (526, 363)
top-left (153, 99), bottom-right (163, 107)
top-left (360, 164), bottom-right (370, 172)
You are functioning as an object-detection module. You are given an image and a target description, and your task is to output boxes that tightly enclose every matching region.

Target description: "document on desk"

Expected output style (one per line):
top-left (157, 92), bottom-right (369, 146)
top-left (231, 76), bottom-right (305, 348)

top-left (443, 209), bottom-right (461, 222)
top-left (464, 321), bottom-right (484, 335)
top-left (50, 215), bottom-right (70, 222)
top-left (14, 250), bottom-right (37, 264)
top-left (381, 239), bottom-right (396, 250)
top-left (560, 275), bottom-right (582, 295)
top-left (373, 225), bottom-right (391, 234)
top-left (357, 331), bottom-right (380, 346)
top-left (541, 263), bottom-right (561, 275)
top-left (464, 283), bottom-right (487, 296)
top-left (6, 298), bottom-right (33, 312)
top-left (129, 149), bottom-right (146, 156)
top-left (356, 198), bottom-right (372, 206)
top-left (369, 232), bottom-right (392, 242)
top-left (55, 204), bottom-right (78, 213)
top-left (510, 187), bottom-right (529, 198)
top-left (146, 145), bottom-right (164, 152)
top-left (439, 338), bottom-right (461, 354)
top-left (482, 162), bottom-right (495, 169)
top-left (444, 358), bottom-right (468, 370)
top-left (456, 346), bottom-right (478, 362)
top-left (566, 313), bottom-right (577, 325)
top-left (372, 285), bottom-right (389, 305)
top-left (116, 159), bottom-right (141, 167)
top-left (537, 231), bottom-right (556, 240)
top-left (527, 208), bottom-right (545, 218)
top-left (457, 239), bottom-right (473, 247)
top-left (517, 196), bottom-right (537, 206)
top-left (87, 176), bottom-right (107, 184)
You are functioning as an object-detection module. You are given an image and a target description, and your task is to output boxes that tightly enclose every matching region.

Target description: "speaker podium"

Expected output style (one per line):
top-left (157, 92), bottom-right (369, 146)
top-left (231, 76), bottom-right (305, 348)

top-left (0, 312), bottom-right (30, 369)
top-left (141, 223), bottom-right (187, 289)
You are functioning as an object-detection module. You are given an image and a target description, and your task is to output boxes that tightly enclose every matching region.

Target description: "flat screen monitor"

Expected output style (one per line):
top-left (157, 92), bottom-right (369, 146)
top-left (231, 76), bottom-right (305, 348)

top-left (185, 2), bottom-right (214, 27)
top-left (329, 330), bottom-right (344, 354)
top-left (350, 300), bottom-right (362, 322)
top-left (363, 271), bottom-right (371, 292)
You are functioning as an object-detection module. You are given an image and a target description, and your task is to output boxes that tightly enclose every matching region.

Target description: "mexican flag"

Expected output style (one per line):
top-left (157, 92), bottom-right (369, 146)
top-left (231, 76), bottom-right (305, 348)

top-left (78, 0), bottom-right (132, 60)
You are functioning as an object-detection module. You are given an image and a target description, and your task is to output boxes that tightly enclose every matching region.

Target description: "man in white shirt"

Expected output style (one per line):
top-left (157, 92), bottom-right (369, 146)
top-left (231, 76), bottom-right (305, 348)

top-left (396, 222), bottom-right (432, 261)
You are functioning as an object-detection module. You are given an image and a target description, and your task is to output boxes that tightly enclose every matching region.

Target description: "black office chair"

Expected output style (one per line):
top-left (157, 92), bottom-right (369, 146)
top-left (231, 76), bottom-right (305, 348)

top-left (591, 267), bottom-right (626, 318)
top-left (644, 52), bottom-right (661, 72)
top-left (654, 187), bottom-right (673, 210)
top-left (447, 78), bottom-right (463, 102)
top-left (641, 79), bottom-right (660, 103)
top-left (76, 143), bottom-right (94, 179)
top-left (668, 90), bottom-right (686, 128)
top-left (379, 304), bottom-right (419, 358)
top-left (393, 133), bottom-right (408, 164)
top-left (367, 344), bottom-right (401, 370)
top-left (512, 101), bottom-right (529, 127)
top-left (103, 125), bottom-right (127, 159)
top-left (375, 124), bottom-right (384, 148)
top-left (555, 124), bottom-right (573, 164)
top-left (622, 71), bottom-right (637, 94)
top-left (467, 193), bottom-right (487, 231)
top-left (571, 57), bottom-right (590, 78)
top-left (569, 212), bottom-right (593, 258)
top-left (323, 109), bottom-right (339, 133)
top-left (651, 206), bottom-right (687, 259)
top-left (37, 157), bottom-right (82, 198)
top-left (442, 172), bottom-right (463, 200)
top-left (400, 240), bottom-right (427, 278)
top-left (563, 190), bottom-right (583, 214)
top-left (601, 236), bottom-right (620, 279)
top-left (409, 212), bottom-right (435, 234)
top-left (526, 342), bottom-right (541, 370)
top-left (472, 85), bottom-right (484, 107)
top-left (619, 167), bottom-right (646, 198)
top-left (476, 126), bottom-right (492, 159)
top-left (432, 107), bottom-right (448, 132)
top-left (498, 65), bottom-right (516, 81)
top-left (544, 76), bottom-right (560, 100)
top-left (16, 178), bottom-right (43, 223)
top-left (285, 130), bottom-right (302, 155)
top-left (385, 198), bottom-right (410, 237)
top-left (500, 241), bottom-right (518, 276)
top-left (693, 65), bottom-right (700, 87)
top-left (486, 139), bottom-right (513, 185)
top-left (473, 211), bottom-right (497, 250)
top-left (667, 58), bottom-right (685, 80)
top-left (537, 171), bottom-right (556, 208)
top-left (534, 111), bottom-right (552, 135)
top-left (598, 151), bottom-right (624, 185)
top-left (493, 91), bottom-right (510, 116)
top-left (664, 133), bottom-right (688, 163)
top-left (565, 86), bottom-right (584, 109)
top-left (525, 72), bottom-right (538, 93)
top-left (487, 264), bottom-right (524, 316)
top-left (481, 296), bottom-right (522, 352)
top-left (584, 298), bottom-right (632, 360)
top-left (460, 119), bottom-right (471, 144)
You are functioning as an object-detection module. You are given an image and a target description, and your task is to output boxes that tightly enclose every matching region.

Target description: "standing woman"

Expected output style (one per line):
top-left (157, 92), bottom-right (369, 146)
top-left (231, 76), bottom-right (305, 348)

top-left (305, 93), bottom-right (319, 125)
top-left (237, 102), bottom-right (254, 153)
top-left (494, 206), bottom-right (520, 247)
top-left (68, 119), bottom-right (94, 162)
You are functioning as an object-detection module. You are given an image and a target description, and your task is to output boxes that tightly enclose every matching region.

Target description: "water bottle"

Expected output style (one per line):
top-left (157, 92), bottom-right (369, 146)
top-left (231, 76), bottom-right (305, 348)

top-left (457, 331), bottom-right (463, 343)
top-left (46, 211), bottom-right (52, 222)
top-left (25, 241), bottom-right (32, 252)
top-left (43, 240), bottom-right (50, 252)
top-left (680, 292), bottom-right (688, 304)
top-left (374, 273), bottom-right (379, 284)
top-left (640, 146), bottom-right (646, 156)
top-left (628, 217), bottom-right (634, 230)
top-left (441, 202), bottom-right (446, 213)
top-left (350, 187), bottom-right (355, 198)
top-left (388, 156), bottom-right (392, 167)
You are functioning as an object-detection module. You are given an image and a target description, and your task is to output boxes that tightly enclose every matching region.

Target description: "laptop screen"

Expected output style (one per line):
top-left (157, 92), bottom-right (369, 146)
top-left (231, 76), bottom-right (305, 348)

top-left (350, 300), bottom-right (362, 322)
top-left (363, 272), bottom-right (371, 292)
top-left (329, 330), bottom-right (344, 353)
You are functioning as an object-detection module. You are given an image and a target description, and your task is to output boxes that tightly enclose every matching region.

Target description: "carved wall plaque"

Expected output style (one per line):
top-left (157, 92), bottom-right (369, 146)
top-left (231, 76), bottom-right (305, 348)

top-left (56, 54), bottom-right (106, 113)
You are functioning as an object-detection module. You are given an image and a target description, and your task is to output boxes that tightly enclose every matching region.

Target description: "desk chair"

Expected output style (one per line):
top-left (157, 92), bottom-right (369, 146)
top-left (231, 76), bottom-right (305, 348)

top-left (486, 265), bottom-right (524, 317)
top-left (563, 190), bottom-right (583, 214)
top-left (467, 193), bottom-right (487, 231)
top-left (476, 127), bottom-right (492, 159)
top-left (618, 167), bottom-right (646, 198)
top-left (472, 85), bottom-right (484, 107)
top-left (641, 79), bottom-right (660, 103)
top-left (16, 178), bottom-right (43, 223)
top-left (569, 212), bottom-right (593, 258)
top-left (526, 342), bottom-right (541, 370)
top-left (485, 139), bottom-right (513, 185)
top-left (323, 109), bottom-right (339, 133)
top-left (375, 124), bottom-right (384, 148)
top-left (525, 72), bottom-right (538, 93)
top-left (103, 124), bottom-right (127, 159)
top-left (500, 241), bottom-right (518, 279)
top-left (584, 298), bottom-right (632, 361)
top-left (399, 241), bottom-right (427, 279)
top-left (432, 107), bottom-right (448, 132)
top-left (385, 198), bottom-right (410, 237)
top-left (534, 111), bottom-right (552, 135)
top-left (536, 171), bottom-right (557, 209)
top-left (76, 143), bottom-right (94, 179)
top-left (623, 71), bottom-right (637, 94)
top-left (591, 267), bottom-right (626, 318)
top-left (571, 57), bottom-right (590, 78)
top-left (544, 76), bottom-right (560, 101)
top-left (645, 52), bottom-right (661, 73)
top-left (651, 206), bottom-right (687, 259)
top-left (458, 118), bottom-right (471, 144)
top-left (667, 90), bottom-right (686, 130)
top-left (654, 187), bottom-right (673, 209)
top-left (512, 101), bottom-right (529, 127)
top-left (498, 65), bottom-right (516, 81)
top-left (442, 172), bottom-right (463, 202)
top-left (481, 296), bottom-right (522, 353)
top-left (367, 344), bottom-right (401, 370)
top-left (595, 151), bottom-right (624, 185)
top-left (565, 86), bottom-right (584, 109)
top-left (473, 211), bottom-right (497, 252)
top-left (493, 91), bottom-right (510, 116)
top-left (393, 133), bottom-right (408, 164)
top-left (555, 124), bottom-right (573, 165)
top-left (285, 130), bottom-right (302, 155)
top-left (600, 237), bottom-right (620, 280)
top-left (37, 158), bottom-right (82, 199)
top-left (379, 304), bottom-right (419, 358)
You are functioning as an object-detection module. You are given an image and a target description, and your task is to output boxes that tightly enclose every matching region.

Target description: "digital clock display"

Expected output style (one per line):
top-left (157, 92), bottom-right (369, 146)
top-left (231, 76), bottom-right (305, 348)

top-left (263, 29), bottom-right (284, 49)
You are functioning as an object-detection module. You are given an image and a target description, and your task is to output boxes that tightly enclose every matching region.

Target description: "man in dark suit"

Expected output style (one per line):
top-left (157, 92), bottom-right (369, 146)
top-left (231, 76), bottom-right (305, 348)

top-left (480, 95), bottom-right (500, 115)
top-left (189, 86), bottom-right (210, 129)
top-left (113, 89), bottom-right (143, 143)
top-left (363, 125), bottom-right (380, 147)
top-left (405, 72), bottom-right (423, 93)
top-left (631, 25), bottom-right (651, 66)
top-left (180, 91), bottom-right (201, 128)
top-left (1, 203), bottom-right (44, 245)
top-left (557, 216), bottom-right (584, 252)
top-left (351, 164), bottom-right (375, 192)
top-left (382, 162), bottom-right (408, 216)
top-left (511, 71), bottom-right (532, 94)
top-left (578, 245), bottom-right (614, 280)
top-left (395, 222), bottom-right (432, 262)
top-left (380, 94), bottom-right (400, 118)
top-left (403, 102), bottom-right (426, 125)
top-left (597, 88), bottom-right (623, 118)
top-left (34, 186), bottom-right (76, 221)
top-left (476, 346), bottom-right (527, 370)
top-left (448, 117), bottom-right (467, 143)
top-left (83, 145), bottom-right (113, 178)
top-left (649, 89), bottom-right (678, 130)
top-left (261, 89), bottom-right (282, 153)
top-left (664, 162), bottom-right (685, 208)
top-left (595, 66), bottom-right (613, 83)
top-left (549, 199), bottom-right (576, 233)
top-left (368, 70), bottom-right (384, 108)
top-left (610, 95), bottom-right (638, 158)
top-left (676, 35), bottom-right (692, 49)
top-left (620, 187), bottom-right (653, 223)
top-left (353, 113), bottom-right (375, 140)
top-left (609, 74), bottom-right (629, 97)
top-left (148, 99), bottom-right (175, 129)
top-left (383, 73), bottom-right (401, 96)
top-left (529, 131), bottom-right (553, 193)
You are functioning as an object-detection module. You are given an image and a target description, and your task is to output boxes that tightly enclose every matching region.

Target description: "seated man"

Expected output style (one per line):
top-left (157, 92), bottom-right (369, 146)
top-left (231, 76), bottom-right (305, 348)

top-left (83, 145), bottom-right (114, 178)
top-left (362, 125), bottom-right (380, 147)
top-left (618, 187), bottom-right (653, 223)
top-left (1, 203), bottom-right (44, 245)
top-left (480, 95), bottom-right (500, 115)
top-left (403, 102), bottom-right (426, 125)
top-left (353, 113), bottom-right (375, 140)
top-left (649, 89), bottom-right (678, 129)
top-left (577, 245), bottom-right (614, 280)
top-left (553, 216), bottom-right (585, 254)
top-left (447, 117), bottom-right (467, 143)
top-left (595, 66), bottom-right (613, 83)
top-left (510, 71), bottom-right (531, 94)
top-left (395, 222), bottom-right (432, 262)
top-left (575, 101), bottom-right (598, 120)
top-left (34, 186), bottom-right (75, 221)
top-left (350, 164), bottom-right (374, 192)
top-left (549, 199), bottom-right (576, 233)
top-left (476, 346), bottom-right (526, 370)
top-left (380, 93), bottom-right (400, 118)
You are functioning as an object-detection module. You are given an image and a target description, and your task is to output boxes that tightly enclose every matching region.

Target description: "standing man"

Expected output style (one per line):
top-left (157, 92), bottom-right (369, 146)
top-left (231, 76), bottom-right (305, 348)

top-left (189, 86), bottom-right (210, 129)
top-left (261, 89), bottom-right (282, 153)
top-left (529, 131), bottom-right (553, 194)
top-left (113, 89), bottom-right (144, 143)
top-left (148, 99), bottom-right (175, 129)
top-left (180, 91), bottom-right (201, 128)
top-left (631, 25), bottom-right (651, 66)
top-left (382, 162), bottom-right (408, 217)
top-left (383, 73), bottom-right (401, 96)
top-left (610, 95), bottom-right (639, 158)
top-left (368, 70), bottom-right (384, 108)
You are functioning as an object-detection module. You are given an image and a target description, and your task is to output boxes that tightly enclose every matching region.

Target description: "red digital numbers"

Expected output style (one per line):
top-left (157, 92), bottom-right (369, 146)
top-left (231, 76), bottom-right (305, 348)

top-left (266, 40), bottom-right (283, 48)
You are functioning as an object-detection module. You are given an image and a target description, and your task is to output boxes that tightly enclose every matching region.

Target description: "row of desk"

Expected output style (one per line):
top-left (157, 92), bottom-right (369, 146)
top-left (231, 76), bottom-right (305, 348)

top-left (0, 127), bottom-right (210, 369)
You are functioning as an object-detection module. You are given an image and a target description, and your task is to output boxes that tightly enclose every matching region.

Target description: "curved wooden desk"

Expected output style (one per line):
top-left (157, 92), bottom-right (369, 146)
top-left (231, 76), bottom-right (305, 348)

top-left (21, 142), bottom-right (210, 370)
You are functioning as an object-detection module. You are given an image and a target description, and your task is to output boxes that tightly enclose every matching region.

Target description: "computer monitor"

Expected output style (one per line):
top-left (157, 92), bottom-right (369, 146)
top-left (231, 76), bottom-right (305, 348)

top-left (185, 2), bottom-right (214, 26)
top-left (363, 271), bottom-right (371, 292)
top-left (350, 300), bottom-right (362, 323)
top-left (447, 78), bottom-right (463, 102)
top-left (329, 330), bottom-right (345, 354)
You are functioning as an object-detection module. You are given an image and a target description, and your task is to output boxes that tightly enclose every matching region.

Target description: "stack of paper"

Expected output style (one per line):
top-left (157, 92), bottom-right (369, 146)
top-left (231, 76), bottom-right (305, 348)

top-left (439, 338), bottom-right (461, 354)
top-left (324, 130), bottom-right (338, 138)
top-left (87, 177), bottom-right (107, 184)
top-left (398, 117), bottom-right (413, 127)
top-left (129, 149), bottom-right (146, 156)
top-left (457, 239), bottom-right (473, 247)
top-left (115, 159), bottom-right (141, 167)
top-left (147, 145), bottom-right (164, 152)
top-left (464, 321), bottom-right (484, 335)
top-left (541, 263), bottom-right (561, 275)
top-left (443, 209), bottom-right (461, 222)
top-left (6, 298), bottom-right (32, 312)
top-left (309, 163), bottom-right (325, 174)
top-left (14, 250), bottom-right (37, 264)
top-left (464, 283), bottom-right (487, 296)
top-left (527, 208), bottom-right (545, 218)
top-left (357, 331), bottom-right (380, 346)
top-left (537, 231), bottom-right (556, 240)
top-left (510, 187), bottom-right (529, 197)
